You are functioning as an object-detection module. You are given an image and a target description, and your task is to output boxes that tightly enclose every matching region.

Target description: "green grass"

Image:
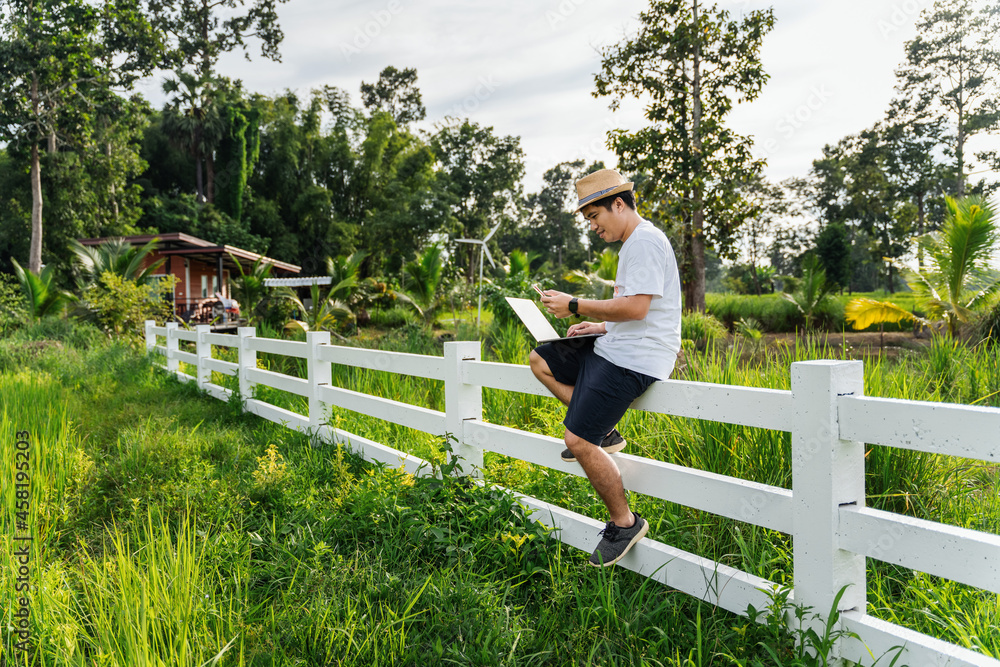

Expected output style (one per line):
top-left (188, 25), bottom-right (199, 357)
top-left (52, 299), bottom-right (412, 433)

top-left (706, 291), bottom-right (927, 334)
top-left (2, 318), bottom-right (999, 664)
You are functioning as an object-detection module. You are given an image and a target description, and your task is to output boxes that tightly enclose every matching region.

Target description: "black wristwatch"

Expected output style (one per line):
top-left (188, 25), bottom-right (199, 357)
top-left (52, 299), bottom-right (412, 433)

top-left (569, 297), bottom-right (579, 314)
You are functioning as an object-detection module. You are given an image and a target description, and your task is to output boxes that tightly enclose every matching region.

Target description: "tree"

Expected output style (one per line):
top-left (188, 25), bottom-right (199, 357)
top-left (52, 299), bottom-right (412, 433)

top-left (814, 222), bottom-right (851, 293)
top-left (149, 0), bottom-right (290, 80)
top-left (360, 66), bottom-right (427, 126)
top-left (160, 71), bottom-right (227, 203)
top-left (215, 102), bottom-right (261, 223)
top-left (810, 128), bottom-right (915, 293)
top-left (847, 195), bottom-right (1000, 337)
top-left (0, 0), bottom-right (166, 273)
top-left (595, 0), bottom-right (775, 312)
top-left (430, 119), bottom-right (524, 282)
top-left (896, 0), bottom-right (1000, 196)
top-left (516, 160), bottom-right (592, 269)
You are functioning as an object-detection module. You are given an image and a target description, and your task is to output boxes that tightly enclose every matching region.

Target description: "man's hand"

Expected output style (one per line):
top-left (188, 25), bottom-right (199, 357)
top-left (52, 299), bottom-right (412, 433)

top-left (567, 321), bottom-right (606, 337)
top-left (540, 290), bottom-right (573, 318)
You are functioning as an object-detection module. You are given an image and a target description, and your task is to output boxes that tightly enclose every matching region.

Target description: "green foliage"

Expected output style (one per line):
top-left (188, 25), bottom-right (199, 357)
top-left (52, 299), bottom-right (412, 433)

top-left (782, 255), bottom-right (837, 332)
top-left (724, 262), bottom-right (775, 295)
top-left (144, 193), bottom-right (269, 253)
top-left (228, 252), bottom-right (274, 326)
top-left (815, 222), bottom-right (851, 291)
top-left (359, 65), bottom-right (427, 126)
top-left (563, 248), bottom-right (618, 301)
top-left (82, 272), bottom-right (176, 341)
top-left (849, 196), bottom-right (1000, 337)
top-left (431, 118), bottom-right (524, 280)
top-left (402, 244), bottom-right (447, 324)
top-left (595, 0), bottom-right (775, 309)
top-left (69, 237), bottom-right (165, 288)
top-left (279, 281), bottom-right (353, 335)
top-left (215, 103), bottom-right (260, 223)
top-left (0, 272), bottom-right (27, 334)
top-left (11, 258), bottom-right (75, 319)
top-left (681, 310), bottom-right (728, 347)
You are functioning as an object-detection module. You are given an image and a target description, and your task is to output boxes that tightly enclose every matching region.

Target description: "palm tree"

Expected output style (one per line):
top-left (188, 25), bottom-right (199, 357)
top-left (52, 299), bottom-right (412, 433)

top-left (403, 244), bottom-right (446, 324)
top-left (563, 248), bottom-right (617, 300)
top-left (782, 255), bottom-right (836, 332)
top-left (11, 258), bottom-right (75, 319)
top-left (161, 70), bottom-right (226, 203)
top-left (229, 253), bottom-right (274, 326)
top-left (279, 282), bottom-right (352, 336)
top-left (69, 238), bottom-right (165, 288)
top-left (846, 196), bottom-right (1000, 337)
top-left (325, 251), bottom-right (367, 303)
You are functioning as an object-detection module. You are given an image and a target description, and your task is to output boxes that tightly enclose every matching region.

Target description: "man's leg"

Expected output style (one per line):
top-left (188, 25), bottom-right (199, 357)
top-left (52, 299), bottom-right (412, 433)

top-left (529, 350), bottom-right (573, 406)
top-left (564, 429), bottom-right (633, 527)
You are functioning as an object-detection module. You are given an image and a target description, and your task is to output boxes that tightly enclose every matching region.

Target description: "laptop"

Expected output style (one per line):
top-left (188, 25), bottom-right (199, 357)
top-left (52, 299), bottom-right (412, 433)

top-left (504, 297), bottom-right (605, 344)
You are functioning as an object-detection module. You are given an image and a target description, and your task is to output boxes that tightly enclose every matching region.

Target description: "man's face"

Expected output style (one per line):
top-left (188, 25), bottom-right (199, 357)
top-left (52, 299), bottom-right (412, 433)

top-left (581, 199), bottom-right (624, 243)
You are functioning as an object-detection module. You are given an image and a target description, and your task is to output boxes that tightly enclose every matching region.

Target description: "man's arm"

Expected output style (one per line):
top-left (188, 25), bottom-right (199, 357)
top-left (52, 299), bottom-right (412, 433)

top-left (541, 291), bottom-right (651, 321)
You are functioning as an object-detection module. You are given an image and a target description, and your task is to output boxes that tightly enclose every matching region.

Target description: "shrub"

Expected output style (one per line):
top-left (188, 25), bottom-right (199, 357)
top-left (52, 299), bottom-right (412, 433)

top-left (681, 311), bottom-right (727, 347)
top-left (83, 272), bottom-right (177, 342)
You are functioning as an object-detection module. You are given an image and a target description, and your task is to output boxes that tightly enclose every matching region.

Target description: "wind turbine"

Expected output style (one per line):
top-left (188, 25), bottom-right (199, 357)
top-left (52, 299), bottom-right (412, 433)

top-left (456, 220), bottom-right (502, 329)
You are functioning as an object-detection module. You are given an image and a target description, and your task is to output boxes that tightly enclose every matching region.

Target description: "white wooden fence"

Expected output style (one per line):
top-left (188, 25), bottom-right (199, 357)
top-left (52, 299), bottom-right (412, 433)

top-left (144, 320), bottom-right (1000, 667)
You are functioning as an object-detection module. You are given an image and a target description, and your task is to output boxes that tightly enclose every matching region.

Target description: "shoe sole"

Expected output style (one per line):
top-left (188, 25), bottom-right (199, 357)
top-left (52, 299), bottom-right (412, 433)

top-left (561, 438), bottom-right (627, 463)
top-left (589, 520), bottom-right (649, 567)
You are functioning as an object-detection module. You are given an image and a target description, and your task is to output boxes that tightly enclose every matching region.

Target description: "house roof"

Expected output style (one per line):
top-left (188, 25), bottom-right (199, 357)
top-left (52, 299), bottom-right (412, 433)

top-left (76, 233), bottom-right (301, 274)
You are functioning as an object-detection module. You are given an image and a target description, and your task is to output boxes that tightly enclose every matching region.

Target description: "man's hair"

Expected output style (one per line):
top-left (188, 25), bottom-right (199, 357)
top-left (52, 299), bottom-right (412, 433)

top-left (590, 189), bottom-right (637, 212)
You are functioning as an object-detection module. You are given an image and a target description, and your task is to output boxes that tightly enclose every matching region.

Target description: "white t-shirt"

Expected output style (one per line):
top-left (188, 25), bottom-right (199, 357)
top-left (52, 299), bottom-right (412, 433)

top-left (593, 219), bottom-right (681, 381)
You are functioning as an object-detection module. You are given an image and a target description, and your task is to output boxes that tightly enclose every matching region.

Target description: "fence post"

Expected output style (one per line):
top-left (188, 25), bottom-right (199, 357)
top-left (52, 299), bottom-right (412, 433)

top-left (164, 321), bottom-right (179, 373)
top-left (195, 324), bottom-right (212, 390)
top-left (444, 341), bottom-right (483, 477)
top-left (790, 360), bottom-right (866, 659)
top-left (238, 326), bottom-right (257, 405)
top-left (306, 331), bottom-right (332, 445)
top-left (144, 320), bottom-right (156, 354)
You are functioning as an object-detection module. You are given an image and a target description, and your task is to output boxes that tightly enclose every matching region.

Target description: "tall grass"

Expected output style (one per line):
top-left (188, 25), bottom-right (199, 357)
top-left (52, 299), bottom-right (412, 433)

top-left (4, 317), bottom-right (1000, 663)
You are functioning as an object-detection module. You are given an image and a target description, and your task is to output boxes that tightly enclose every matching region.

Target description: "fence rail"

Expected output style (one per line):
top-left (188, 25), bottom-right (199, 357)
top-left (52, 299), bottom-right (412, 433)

top-left (145, 321), bottom-right (1000, 667)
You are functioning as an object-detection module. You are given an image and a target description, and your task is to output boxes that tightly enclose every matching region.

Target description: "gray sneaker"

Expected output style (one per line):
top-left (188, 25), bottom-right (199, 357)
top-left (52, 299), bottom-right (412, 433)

top-left (589, 512), bottom-right (648, 567)
top-left (561, 428), bottom-right (626, 463)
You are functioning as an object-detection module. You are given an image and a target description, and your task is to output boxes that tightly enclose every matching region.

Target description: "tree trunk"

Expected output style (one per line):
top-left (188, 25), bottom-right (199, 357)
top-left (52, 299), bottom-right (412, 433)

top-left (916, 191), bottom-right (925, 269)
top-left (688, 0), bottom-right (707, 313)
top-left (29, 142), bottom-right (44, 275)
top-left (29, 73), bottom-right (43, 275)
top-left (107, 141), bottom-right (120, 221)
top-left (956, 98), bottom-right (965, 197)
top-left (206, 153), bottom-right (215, 204)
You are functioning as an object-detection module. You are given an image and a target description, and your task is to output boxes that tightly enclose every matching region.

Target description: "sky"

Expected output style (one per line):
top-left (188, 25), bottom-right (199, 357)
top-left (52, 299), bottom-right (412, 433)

top-left (137, 0), bottom-right (940, 194)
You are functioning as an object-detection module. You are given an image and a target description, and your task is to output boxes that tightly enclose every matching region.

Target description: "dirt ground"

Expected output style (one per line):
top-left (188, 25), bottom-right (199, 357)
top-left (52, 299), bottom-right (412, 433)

top-left (760, 330), bottom-right (933, 359)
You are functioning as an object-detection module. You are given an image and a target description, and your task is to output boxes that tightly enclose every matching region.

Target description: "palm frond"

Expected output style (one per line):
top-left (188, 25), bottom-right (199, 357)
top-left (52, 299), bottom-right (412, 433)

top-left (845, 298), bottom-right (923, 330)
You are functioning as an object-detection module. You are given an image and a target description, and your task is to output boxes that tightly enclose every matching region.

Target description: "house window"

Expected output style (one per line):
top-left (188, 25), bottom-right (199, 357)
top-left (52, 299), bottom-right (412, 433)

top-left (201, 275), bottom-right (208, 298)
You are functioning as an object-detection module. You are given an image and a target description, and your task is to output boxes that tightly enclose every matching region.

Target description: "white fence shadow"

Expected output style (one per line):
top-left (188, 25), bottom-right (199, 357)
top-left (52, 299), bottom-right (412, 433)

top-left (145, 321), bottom-right (1000, 666)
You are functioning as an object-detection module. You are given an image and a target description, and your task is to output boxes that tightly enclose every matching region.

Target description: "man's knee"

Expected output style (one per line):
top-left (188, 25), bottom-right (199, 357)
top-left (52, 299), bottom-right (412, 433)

top-left (529, 349), bottom-right (548, 379)
top-left (564, 430), bottom-right (591, 455)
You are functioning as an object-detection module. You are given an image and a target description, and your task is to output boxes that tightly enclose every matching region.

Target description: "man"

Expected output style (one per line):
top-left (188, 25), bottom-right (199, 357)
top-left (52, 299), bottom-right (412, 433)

top-left (529, 168), bottom-right (682, 567)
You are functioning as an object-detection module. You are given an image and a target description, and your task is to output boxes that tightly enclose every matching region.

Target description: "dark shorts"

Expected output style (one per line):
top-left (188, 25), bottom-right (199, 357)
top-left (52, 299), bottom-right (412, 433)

top-left (534, 337), bottom-right (657, 447)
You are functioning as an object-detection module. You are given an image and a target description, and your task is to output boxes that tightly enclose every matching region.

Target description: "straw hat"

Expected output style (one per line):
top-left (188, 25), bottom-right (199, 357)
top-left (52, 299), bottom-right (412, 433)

top-left (574, 169), bottom-right (634, 212)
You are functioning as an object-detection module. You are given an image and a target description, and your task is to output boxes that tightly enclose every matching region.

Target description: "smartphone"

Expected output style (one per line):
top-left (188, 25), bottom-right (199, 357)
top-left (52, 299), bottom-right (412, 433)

top-left (532, 283), bottom-right (545, 297)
